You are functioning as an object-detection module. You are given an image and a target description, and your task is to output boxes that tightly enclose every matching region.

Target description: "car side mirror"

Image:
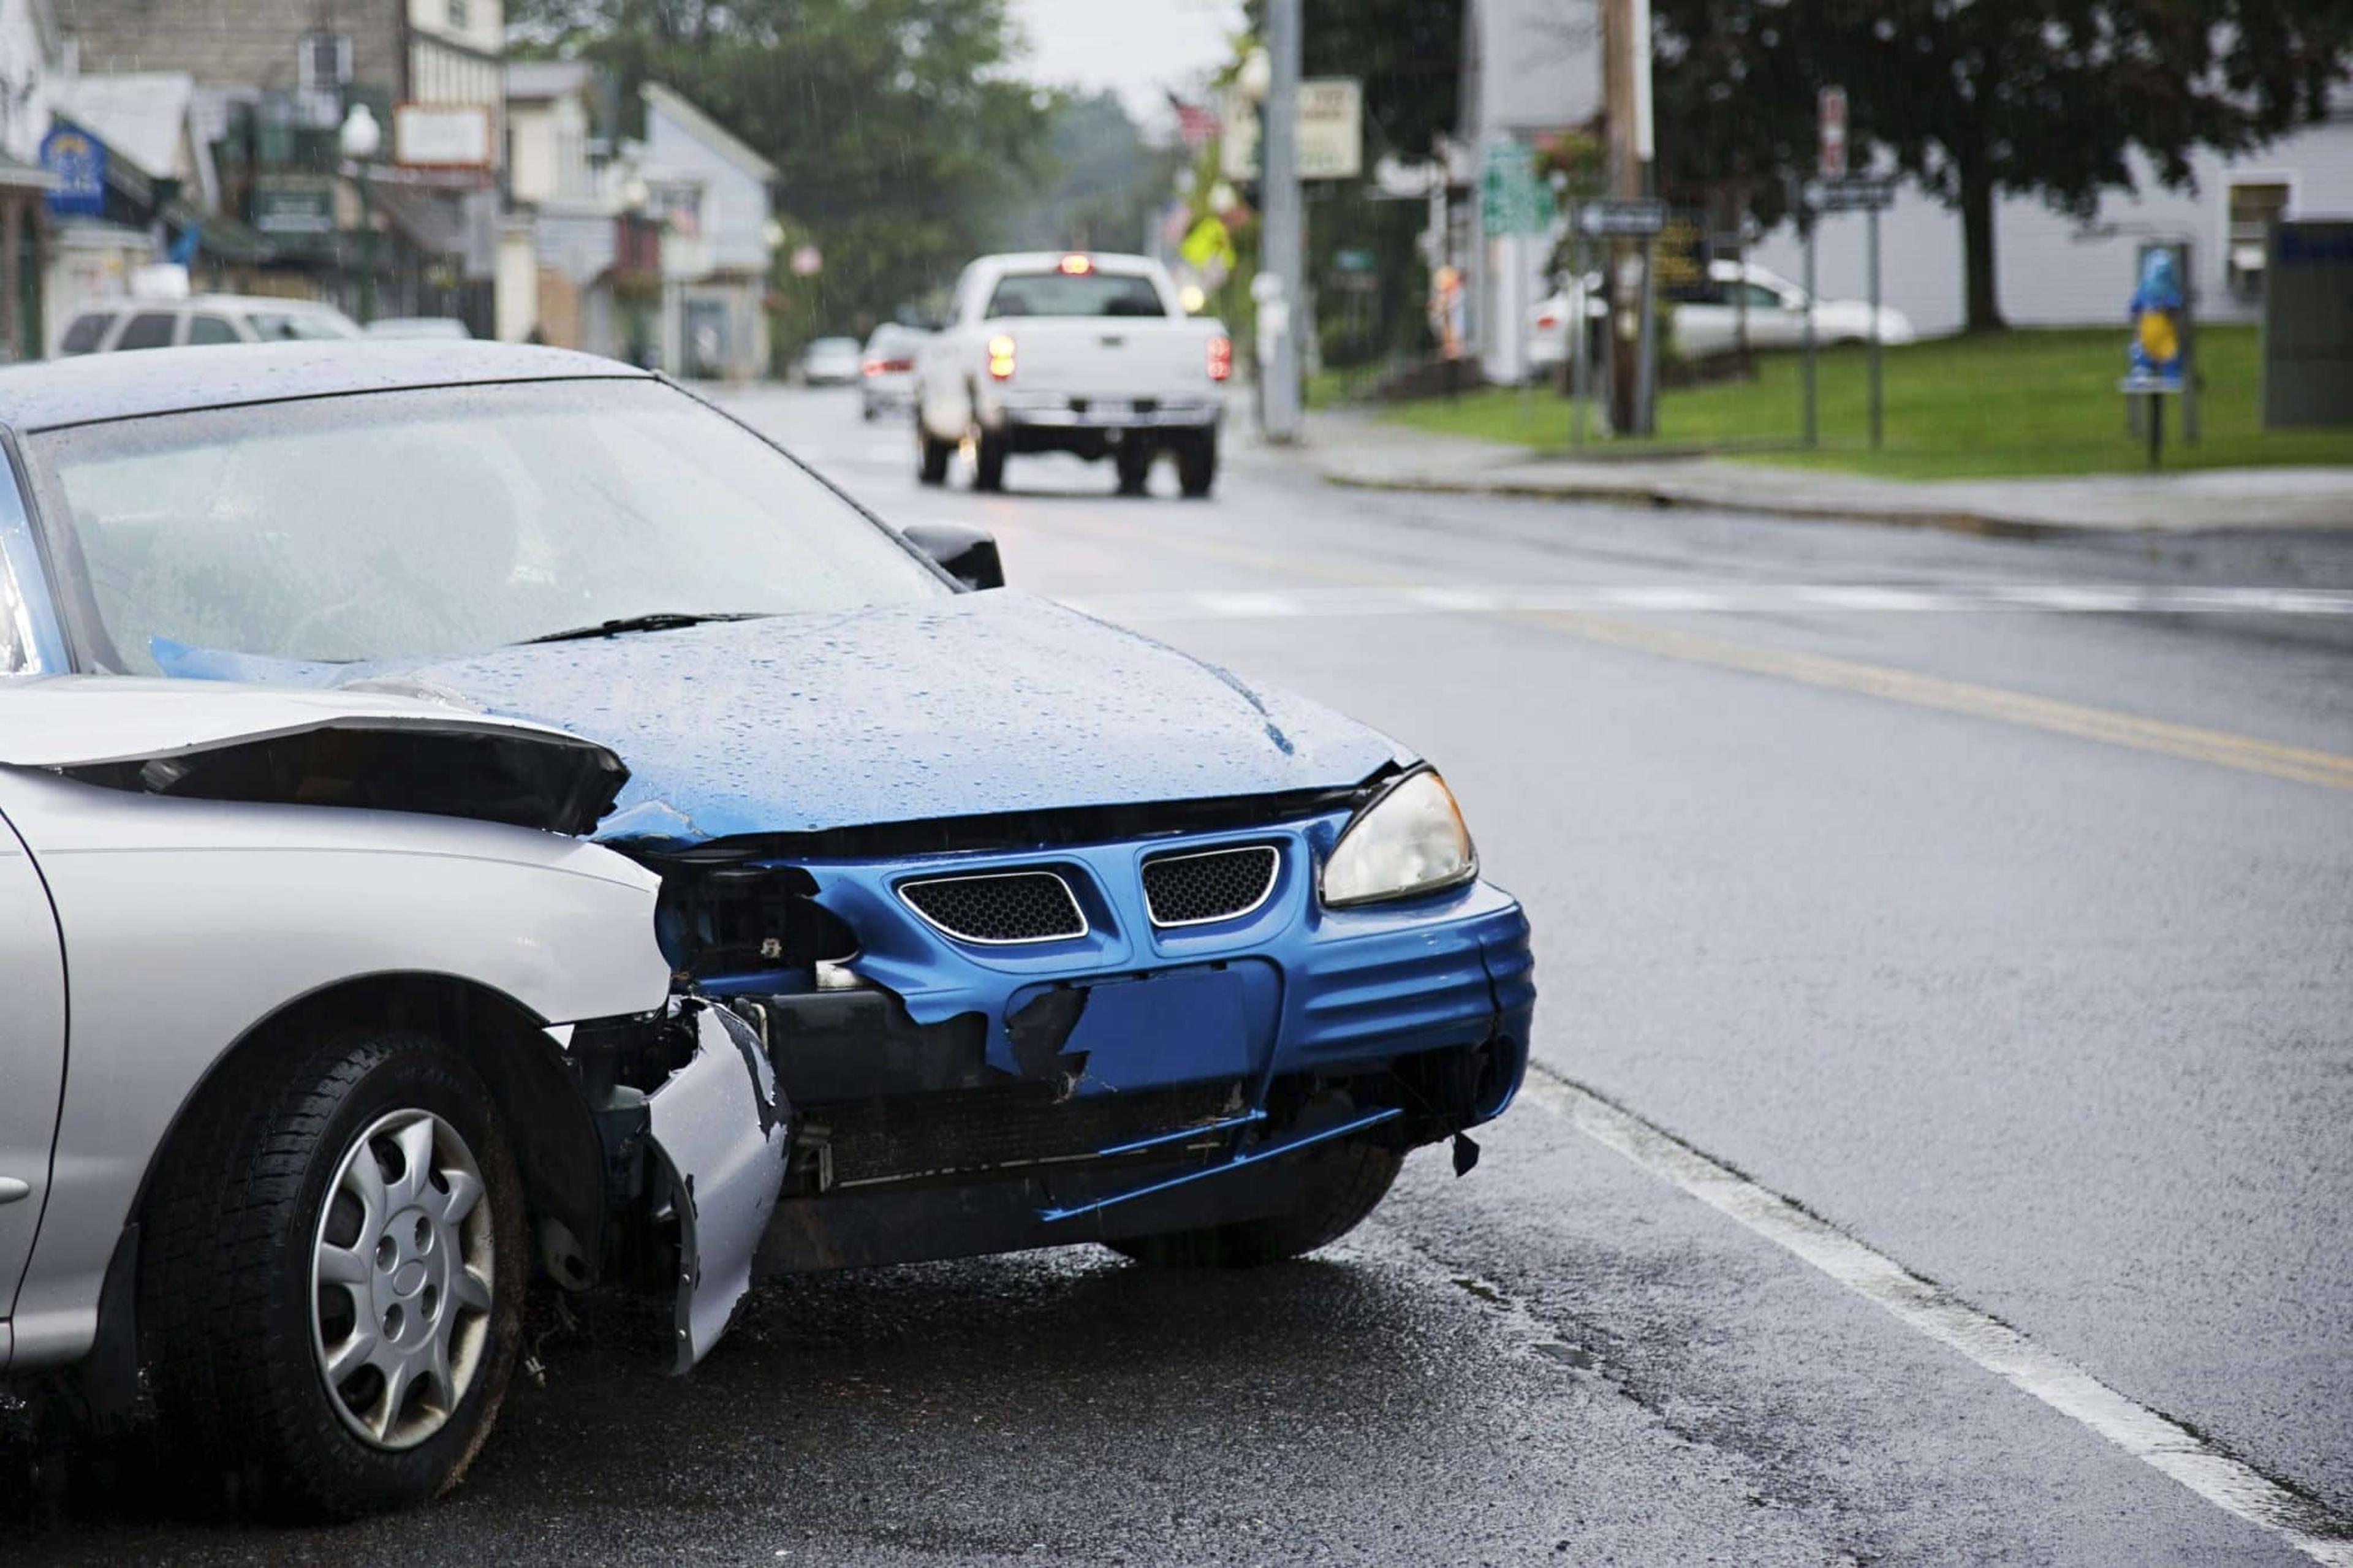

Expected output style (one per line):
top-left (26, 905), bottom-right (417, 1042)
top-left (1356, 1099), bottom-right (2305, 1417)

top-left (901, 521), bottom-right (1004, 591)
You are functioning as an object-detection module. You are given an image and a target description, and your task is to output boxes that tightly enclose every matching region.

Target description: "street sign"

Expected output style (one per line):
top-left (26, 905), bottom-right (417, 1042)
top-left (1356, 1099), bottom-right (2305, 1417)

top-left (1818, 86), bottom-right (1848, 179)
top-left (251, 181), bottom-right (335, 236)
top-left (1297, 78), bottom-right (1362, 181)
top-left (39, 123), bottom-right (105, 219)
top-left (1654, 209), bottom-right (1713, 300)
top-left (393, 103), bottom-right (491, 171)
top-left (1481, 140), bottom-right (1552, 237)
top-left (1804, 175), bottom-right (1895, 213)
top-left (1577, 197), bottom-right (1667, 237)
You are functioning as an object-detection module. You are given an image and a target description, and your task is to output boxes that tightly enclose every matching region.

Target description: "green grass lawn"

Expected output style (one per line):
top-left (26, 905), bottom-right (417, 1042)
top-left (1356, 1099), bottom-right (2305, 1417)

top-left (1369, 327), bottom-right (2353, 479)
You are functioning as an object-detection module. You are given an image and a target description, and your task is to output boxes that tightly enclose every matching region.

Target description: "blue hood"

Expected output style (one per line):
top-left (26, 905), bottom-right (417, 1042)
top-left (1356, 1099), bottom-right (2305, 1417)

top-left (347, 593), bottom-right (1404, 846)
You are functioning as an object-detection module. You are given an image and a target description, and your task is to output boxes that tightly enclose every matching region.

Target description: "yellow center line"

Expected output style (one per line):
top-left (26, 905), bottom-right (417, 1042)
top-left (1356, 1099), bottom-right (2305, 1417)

top-left (1061, 518), bottom-right (2353, 795)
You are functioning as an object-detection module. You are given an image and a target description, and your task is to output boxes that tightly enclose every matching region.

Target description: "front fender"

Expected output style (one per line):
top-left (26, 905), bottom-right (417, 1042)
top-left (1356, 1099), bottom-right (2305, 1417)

top-left (0, 767), bottom-right (669, 1370)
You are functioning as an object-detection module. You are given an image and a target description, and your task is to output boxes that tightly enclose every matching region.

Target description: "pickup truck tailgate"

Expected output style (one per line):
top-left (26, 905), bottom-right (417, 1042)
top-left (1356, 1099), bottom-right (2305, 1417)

top-left (990, 319), bottom-right (1211, 401)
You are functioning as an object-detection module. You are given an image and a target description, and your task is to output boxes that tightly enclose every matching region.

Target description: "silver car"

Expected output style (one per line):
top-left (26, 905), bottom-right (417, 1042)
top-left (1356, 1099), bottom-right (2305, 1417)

top-left (0, 682), bottom-right (782, 1515)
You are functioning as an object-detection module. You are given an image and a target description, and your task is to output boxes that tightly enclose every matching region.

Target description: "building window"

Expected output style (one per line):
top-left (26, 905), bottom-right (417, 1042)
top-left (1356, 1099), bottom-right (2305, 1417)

top-left (2226, 180), bottom-right (2292, 300)
top-left (298, 32), bottom-right (352, 97)
top-left (449, 0), bottom-right (471, 29)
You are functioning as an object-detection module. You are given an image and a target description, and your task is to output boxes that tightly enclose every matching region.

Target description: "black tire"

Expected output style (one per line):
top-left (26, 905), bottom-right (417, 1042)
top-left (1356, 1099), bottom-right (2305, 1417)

top-left (916, 417), bottom-right (952, 486)
top-left (139, 1029), bottom-right (526, 1517)
top-left (1114, 447), bottom-right (1152, 496)
top-left (973, 430), bottom-right (1009, 493)
top-left (1105, 1138), bottom-right (1403, 1268)
top-left (860, 401), bottom-right (879, 423)
top-left (1176, 430), bottom-right (1218, 499)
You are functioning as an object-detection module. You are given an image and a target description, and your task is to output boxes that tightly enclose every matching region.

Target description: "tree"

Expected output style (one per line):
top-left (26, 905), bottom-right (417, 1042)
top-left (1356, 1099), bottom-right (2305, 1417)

top-left (1651, 0), bottom-right (2353, 332)
top-left (511, 0), bottom-right (1056, 347)
top-left (994, 92), bottom-right (1184, 254)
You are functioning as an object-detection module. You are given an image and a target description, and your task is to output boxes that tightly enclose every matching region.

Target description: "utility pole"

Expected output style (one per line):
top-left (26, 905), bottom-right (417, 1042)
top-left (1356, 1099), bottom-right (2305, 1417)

top-left (1602, 0), bottom-right (1654, 435)
top-left (1259, 0), bottom-right (1304, 442)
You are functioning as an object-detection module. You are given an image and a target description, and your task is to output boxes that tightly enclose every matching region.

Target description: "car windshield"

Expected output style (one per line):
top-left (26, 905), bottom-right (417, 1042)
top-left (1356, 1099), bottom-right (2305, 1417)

top-left (985, 271), bottom-right (1166, 318)
top-left (25, 377), bottom-right (949, 674)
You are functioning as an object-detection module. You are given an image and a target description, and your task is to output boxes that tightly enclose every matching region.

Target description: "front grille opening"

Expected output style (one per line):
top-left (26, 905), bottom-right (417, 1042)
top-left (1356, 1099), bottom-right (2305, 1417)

top-left (900, 871), bottom-right (1087, 944)
top-left (1142, 844), bottom-right (1279, 927)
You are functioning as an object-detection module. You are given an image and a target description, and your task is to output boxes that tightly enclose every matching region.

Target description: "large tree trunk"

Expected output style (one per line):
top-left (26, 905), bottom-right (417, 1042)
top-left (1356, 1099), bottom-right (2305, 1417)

top-left (1960, 162), bottom-right (2006, 333)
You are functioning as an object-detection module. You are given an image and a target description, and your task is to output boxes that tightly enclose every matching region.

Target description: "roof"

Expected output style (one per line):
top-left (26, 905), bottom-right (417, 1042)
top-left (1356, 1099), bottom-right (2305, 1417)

top-left (51, 72), bottom-right (194, 180)
top-left (508, 59), bottom-right (596, 102)
top-left (0, 341), bottom-right (648, 433)
top-left (641, 81), bottom-right (778, 182)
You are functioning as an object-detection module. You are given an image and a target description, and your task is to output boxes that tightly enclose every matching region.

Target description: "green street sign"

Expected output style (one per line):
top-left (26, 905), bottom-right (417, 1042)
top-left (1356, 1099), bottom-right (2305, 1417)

top-left (1480, 142), bottom-right (1553, 237)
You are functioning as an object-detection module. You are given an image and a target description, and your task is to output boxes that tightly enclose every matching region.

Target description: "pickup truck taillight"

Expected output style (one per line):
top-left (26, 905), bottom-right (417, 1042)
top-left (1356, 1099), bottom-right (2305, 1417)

top-left (1207, 334), bottom-right (1233, 382)
top-left (987, 334), bottom-right (1016, 381)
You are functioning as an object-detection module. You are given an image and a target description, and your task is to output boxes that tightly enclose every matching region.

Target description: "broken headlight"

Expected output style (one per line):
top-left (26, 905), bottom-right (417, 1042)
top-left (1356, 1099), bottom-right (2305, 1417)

top-left (1320, 768), bottom-right (1477, 907)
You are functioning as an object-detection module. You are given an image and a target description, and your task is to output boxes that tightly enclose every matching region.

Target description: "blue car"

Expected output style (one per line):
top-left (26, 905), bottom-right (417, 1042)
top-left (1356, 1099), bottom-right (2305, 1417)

top-left (0, 344), bottom-right (1531, 1510)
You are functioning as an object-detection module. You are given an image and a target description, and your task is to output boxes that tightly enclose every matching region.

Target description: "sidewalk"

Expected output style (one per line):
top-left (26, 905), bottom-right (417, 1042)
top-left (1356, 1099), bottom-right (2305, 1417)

top-left (1296, 410), bottom-right (2353, 537)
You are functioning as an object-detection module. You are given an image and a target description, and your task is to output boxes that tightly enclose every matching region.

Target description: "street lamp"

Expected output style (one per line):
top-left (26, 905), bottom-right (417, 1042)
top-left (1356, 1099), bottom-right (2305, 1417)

top-left (338, 103), bottom-right (382, 324)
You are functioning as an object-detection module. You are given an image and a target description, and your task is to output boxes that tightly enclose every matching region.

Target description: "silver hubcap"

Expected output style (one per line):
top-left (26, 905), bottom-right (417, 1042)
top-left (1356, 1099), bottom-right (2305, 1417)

top-left (309, 1108), bottom-right (494, 1450)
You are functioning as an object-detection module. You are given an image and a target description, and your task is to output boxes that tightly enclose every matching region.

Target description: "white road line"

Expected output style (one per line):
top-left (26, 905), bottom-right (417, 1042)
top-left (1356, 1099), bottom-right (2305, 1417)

top-left (1058, 584), bottom-right (2353, 621)
top-left (1518, 1064), bottom-right (2353, 1565)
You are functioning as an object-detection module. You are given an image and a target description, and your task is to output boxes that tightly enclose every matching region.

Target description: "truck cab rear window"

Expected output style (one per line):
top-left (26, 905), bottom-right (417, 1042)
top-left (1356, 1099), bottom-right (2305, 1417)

top-left (986, 273), bottom-right (1165, 319)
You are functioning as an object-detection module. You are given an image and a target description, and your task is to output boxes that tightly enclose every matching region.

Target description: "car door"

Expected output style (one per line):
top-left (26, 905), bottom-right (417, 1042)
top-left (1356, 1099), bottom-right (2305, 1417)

top-left (0, 801), bottom-right (66, 1328)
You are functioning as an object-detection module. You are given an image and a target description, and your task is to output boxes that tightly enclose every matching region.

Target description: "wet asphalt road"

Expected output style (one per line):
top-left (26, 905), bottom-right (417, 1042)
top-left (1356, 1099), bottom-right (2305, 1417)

top-left (7, 387), bottom-right (2349, 1565)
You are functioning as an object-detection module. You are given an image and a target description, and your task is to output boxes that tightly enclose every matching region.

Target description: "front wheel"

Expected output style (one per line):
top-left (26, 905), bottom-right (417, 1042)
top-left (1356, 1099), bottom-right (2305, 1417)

top-left (1104, 1138), bottom-right (1403, 1268)
top-left (139, 1029), bottom-right (526, 1516)
top-left (1175, 430), bottom-right (1218, 499)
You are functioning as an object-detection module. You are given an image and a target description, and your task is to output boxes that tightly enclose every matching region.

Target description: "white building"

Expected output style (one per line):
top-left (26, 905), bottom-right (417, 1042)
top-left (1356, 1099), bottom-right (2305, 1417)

top-left (1454, 4), bottom-right (2353, 375)
top-left (1749, 86), bottom-right (2353, 338)
top-left (637, 81), bottom-right (776, 381)
top-left (1455, 0), bottom-right (1598, 385)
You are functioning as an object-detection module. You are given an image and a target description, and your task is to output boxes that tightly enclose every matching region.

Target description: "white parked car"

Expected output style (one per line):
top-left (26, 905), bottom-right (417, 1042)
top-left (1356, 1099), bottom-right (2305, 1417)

top-left (915, 252), bottom-right (1231, 498)
top-left (800, 336), bottom-right (863, 386)
top-left (54, 294), bottom-right (361, 355)
top-left (859, 323), bottom-right (928, 421)
top-left (1529, 260), bottom-right (1915, 368)
top-left (365, 316), bottom-right (473, 340)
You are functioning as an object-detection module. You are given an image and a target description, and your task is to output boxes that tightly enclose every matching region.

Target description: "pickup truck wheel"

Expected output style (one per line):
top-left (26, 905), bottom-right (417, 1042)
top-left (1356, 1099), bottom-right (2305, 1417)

top-left (1104, 1138), bottom-right (1403, 1268)
top-left (973, 430), bottom-right (1009, 493)
top-left (916, 419), bottom-right (952, 486)
top-left (1176, 431), bottom-right (1218, 499)
top-left (1114, 447), bottom-right (1152, 496)
top-left (139, 1029), bottom-right (525, 1517)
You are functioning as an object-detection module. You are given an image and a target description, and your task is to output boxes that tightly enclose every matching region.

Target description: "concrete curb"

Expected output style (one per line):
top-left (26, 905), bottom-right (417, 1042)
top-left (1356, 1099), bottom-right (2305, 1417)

top-left (1313, 467), bottom-right (2066, 540)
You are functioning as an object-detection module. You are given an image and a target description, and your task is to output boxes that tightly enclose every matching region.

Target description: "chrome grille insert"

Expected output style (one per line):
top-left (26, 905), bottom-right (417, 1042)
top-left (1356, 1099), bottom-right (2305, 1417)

top-left (898, 871), bottom-right (1087, 944)
top-left (1142, 845), bottom-right (1280, 928)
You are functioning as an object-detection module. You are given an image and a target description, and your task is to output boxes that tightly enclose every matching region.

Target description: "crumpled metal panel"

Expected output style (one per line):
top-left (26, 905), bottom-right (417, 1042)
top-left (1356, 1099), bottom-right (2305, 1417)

top-left (148, 594), bottom-right (1409, 846)
top-left (645, 1002), bottom-right (791, 1373)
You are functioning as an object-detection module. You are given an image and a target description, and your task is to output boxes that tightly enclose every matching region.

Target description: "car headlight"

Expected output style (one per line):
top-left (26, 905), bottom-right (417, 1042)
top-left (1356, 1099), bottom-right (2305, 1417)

top-left (1320, 769), bottom-right (1477, 907)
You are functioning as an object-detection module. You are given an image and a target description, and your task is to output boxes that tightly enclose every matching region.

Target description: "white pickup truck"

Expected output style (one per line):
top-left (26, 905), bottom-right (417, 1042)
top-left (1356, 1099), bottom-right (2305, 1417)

top-left (915, 252), bottom-right (1232, 498)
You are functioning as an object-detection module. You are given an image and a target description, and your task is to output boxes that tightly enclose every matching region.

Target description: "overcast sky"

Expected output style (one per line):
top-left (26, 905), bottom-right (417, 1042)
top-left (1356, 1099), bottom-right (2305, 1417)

top-left (1008, 0), bottom-right (1245, 134)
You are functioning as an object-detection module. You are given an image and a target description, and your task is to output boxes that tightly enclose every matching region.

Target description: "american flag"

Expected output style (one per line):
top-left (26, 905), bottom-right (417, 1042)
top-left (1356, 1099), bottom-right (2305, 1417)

top-left (1168, 93), bottom-right (1219, 150)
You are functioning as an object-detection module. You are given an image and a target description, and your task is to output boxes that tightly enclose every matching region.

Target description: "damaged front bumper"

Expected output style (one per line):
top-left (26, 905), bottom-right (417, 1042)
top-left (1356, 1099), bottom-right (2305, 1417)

top-left (569, 999), bottom-right (791, 1373)
top-left (571, 808), bottom-right (1533, 1366)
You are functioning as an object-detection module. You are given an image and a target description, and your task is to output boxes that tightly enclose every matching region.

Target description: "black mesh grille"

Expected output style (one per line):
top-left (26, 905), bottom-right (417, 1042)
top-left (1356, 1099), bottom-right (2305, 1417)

top-left (900, 871), bottom-right (1085, 943)
top-left (1142, 845), bottom-right (1279, 926)
top-left (821, 1080), bottom-right (1242, 1187)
